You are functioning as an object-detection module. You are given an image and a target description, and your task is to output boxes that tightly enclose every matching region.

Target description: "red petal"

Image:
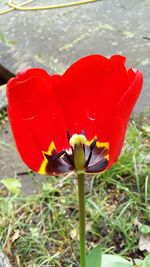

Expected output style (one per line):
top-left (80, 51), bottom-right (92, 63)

top-left (7, 69), bottom-right (68, 173)
top-left (108, 69), bottom-right (143, 167)
top-left (7, 55), bottom-right (143, 174)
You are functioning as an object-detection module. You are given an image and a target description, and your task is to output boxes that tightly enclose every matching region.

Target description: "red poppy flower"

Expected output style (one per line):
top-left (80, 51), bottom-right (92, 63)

top-left (7, 55), bottom-right (143, 176)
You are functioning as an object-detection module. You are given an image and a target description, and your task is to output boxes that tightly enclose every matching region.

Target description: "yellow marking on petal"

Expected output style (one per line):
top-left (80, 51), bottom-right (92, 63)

top-left (86, 136), bottom-right (109, 152)
top-left (96, 142), bottom-right (109, 161)
top-left (96, 141), bottom-right (109, 149)
top-left (96, 143), bottom-right (109, 174)
top-left (105, 154), bottom-right (109, 160)
top-left (86, 136), bottom-right (97, 145)
top-left (38, 141), bottom-right (56, 175)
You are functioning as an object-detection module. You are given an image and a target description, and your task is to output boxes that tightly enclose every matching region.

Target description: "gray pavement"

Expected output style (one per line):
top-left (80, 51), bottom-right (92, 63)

top-left (0, 0), bottom-right (150, 192)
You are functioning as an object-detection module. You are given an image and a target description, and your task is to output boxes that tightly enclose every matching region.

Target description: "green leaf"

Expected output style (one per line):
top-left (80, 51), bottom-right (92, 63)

top-left (43, 182), bottom-right (53, 191)
top-left (134, 258), bottom-right (144, 267)
top-left (135, 255), bottom-right (150, 267)
top-left (1, 178), bottom-right (21, 195)
top-left (140, 224), bottom-right (150, 235)
top-left (86, 245), bottom-right (102, 267)
top-left (144, 254), bottom-right (150, 267)
top-left (101, 254), bottom-right (132, 267)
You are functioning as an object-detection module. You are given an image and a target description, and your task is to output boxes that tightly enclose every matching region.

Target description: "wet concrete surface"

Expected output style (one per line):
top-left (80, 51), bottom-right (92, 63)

top-left (0, 0), bottom-right (149, 193)
top-left (0, 122), bottom-right (48, 194)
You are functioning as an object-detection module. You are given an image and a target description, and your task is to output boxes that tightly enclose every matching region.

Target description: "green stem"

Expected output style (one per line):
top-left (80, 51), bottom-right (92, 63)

top-left (77, 171), bottom-right (86, 267)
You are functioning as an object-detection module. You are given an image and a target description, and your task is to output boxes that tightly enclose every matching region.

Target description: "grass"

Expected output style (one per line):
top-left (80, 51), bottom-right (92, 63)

top-left (0, 116), bottom-right (150, 266)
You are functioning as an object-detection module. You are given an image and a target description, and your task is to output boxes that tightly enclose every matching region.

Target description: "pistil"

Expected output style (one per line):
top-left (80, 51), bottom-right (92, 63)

top-left (69, 134), bottom-right (87, 171)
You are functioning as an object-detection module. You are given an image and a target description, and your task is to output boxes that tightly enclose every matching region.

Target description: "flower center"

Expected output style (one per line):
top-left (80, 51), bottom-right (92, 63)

top-left (39, 131), bottom-right (109, 175)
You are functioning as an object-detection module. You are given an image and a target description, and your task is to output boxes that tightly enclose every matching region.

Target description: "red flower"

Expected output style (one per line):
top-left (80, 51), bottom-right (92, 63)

top-left (7, 55), bottom-right (143, 175)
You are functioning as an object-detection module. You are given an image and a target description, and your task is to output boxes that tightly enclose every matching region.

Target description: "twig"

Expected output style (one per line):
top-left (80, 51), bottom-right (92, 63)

top-left (8, 0), bottom-right (97, 12)
top-left (0, 0), bottom-right (35, 15)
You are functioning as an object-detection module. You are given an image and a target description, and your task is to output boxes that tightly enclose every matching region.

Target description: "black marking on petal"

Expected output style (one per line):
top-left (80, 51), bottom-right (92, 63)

top-left (88, 145), bottom-right (109, 166)
top-left (44, 153), bottom-right (52, 161)
top-left (44, 152), bottom-right (73, 175)
top-left (85, 157), bottom-right (108, 173)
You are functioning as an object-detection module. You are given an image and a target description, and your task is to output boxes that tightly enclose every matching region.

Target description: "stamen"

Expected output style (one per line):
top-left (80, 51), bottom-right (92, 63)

top-left (85, 139), bottom-right (97, 166)
top-left (53, 150), bottom-right (66, 160)
top-left (64, 151), bottom-right (74, 166)
top-left (53, 150), bottom-right (74, 166)
top-left (90, 139), bottom-right (97, 150)
top-left (67, 130), bottom-right (71, 142)
top-left (81, 129), bottom-right (85, 135)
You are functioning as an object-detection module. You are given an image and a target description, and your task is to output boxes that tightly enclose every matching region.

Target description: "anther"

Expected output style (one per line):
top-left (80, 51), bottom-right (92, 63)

top-left (81, 129), bottom-right (85, 135)
top-left (67, 130), bottom-right (71, 142)
top-left (90, 139), bottom-right (97, 150)
top-left (63, 152), bottom-right (74, 166)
